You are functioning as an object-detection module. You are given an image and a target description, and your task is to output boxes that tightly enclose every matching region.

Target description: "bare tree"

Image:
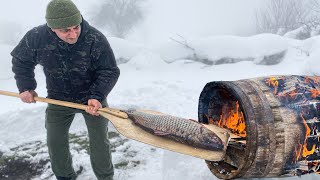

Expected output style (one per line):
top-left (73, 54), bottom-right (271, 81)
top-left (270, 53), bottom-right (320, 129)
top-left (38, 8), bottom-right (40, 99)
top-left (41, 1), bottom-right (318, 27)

top-left (304, 0), bottom-right (320, 33)
top-left (309, 0), bottom-right (320, 14)
top-left (92, 0), bottom-right (144, 38)
top-left (256, 0), bottom-right (311, 35)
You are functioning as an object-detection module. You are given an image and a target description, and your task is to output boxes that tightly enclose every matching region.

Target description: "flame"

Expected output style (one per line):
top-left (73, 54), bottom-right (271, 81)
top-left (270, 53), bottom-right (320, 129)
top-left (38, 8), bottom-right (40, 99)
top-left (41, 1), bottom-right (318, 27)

top-left (277, 89), bottom-right (301, 100)
top-left (308, 161), bottom-right (320, 174)
top-left (312, 161), bottom-right (319, 170)
top-left (209, 101), bottom-right (246, 137)
top-left (264, 76), bottom-right (320, 174)
top-left (295, 114), bottom-right (317, 160)
top-left (265, 77), bottom-right (279, 94)
top-left (304, 76), bottom-right (320, 84)
top-left (310, 89), bottom-right (320, 98)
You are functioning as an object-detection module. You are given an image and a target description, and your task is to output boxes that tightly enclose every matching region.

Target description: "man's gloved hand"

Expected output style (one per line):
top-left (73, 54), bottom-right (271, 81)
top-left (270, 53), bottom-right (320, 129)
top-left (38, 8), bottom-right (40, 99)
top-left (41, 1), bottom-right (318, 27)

top-left (86, 99), bottom-right (102, 116)
top-left (19, 90), bottom-right (38, 103)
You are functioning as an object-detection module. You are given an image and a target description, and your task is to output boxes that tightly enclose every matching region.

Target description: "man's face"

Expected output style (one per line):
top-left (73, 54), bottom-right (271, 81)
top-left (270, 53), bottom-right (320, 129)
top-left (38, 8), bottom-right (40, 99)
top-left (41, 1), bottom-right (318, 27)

top-left (51, 24), bottom-right (81, 44)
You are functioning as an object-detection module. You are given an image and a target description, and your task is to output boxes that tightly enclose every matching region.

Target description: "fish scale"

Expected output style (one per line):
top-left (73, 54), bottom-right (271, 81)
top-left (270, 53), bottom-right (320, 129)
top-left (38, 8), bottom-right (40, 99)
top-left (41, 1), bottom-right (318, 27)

top-left (123, 109), bottom-right (225, 151)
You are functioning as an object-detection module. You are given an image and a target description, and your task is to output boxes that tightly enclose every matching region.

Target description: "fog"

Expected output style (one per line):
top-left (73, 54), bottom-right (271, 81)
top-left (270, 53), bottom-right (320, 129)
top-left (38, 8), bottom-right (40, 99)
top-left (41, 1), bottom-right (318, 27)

top-left (0, 0), bottom-right (97, 29)
top-left (129, 0), bottom-right (264, 45)
top-left (0, 0), bottom-right (264, 45)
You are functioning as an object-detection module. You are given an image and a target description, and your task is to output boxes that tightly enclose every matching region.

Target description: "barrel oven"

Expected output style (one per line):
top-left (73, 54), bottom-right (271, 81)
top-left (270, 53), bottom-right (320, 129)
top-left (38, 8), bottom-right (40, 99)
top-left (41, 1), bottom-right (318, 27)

top-left (198, 75), bottom-right (320, 179)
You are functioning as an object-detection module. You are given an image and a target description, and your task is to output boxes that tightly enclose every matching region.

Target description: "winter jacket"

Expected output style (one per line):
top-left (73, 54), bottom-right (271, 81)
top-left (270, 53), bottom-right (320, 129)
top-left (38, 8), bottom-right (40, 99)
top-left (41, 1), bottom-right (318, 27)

top-left (11, 19), bottom-right (120, 104)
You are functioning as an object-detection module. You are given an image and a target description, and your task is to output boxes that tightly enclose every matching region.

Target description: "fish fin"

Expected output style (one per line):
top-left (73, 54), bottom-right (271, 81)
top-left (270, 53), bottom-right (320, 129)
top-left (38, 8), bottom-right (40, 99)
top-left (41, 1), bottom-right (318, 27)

top-left (154, 130), bottom-right (171, 136)
top-left (189, 119), bottom-right (198, 122)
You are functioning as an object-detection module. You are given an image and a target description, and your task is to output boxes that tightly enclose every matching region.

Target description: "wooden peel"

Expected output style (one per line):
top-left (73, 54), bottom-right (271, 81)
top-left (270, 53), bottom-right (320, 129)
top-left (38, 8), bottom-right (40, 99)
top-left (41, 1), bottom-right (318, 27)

top-left (102, 109), bottom-right (230, 161)
top-left (0, 90), bottom-right (128, 119)
top-left (0, 90), bottom-right (230, 161)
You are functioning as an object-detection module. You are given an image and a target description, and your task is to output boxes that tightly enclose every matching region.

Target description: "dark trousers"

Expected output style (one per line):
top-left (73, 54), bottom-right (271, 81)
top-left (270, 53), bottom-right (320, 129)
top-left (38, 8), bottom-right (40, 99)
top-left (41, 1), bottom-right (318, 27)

top-left (45, 104), bottom-right (114, 180)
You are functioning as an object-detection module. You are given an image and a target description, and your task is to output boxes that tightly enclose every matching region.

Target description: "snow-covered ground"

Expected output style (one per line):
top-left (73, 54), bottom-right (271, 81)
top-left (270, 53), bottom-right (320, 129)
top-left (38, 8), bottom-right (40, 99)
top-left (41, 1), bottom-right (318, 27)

top-left (0, 33), bottom-right (320, 180)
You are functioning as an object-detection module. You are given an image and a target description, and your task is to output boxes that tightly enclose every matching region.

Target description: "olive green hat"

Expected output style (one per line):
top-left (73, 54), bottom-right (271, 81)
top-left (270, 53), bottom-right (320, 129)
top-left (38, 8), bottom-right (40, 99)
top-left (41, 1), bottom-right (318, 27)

top-left (45, 0), bottom-right (82, 29)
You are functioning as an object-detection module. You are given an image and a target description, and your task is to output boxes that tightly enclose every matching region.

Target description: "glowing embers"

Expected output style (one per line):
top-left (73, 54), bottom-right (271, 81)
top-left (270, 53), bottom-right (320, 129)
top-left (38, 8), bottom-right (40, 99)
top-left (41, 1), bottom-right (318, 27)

top-left (208, 101), bottom-right (246, 138)
top-left (265, 77), bottom-right (282, 94)
top-left (311, 89), bottom-right (320, 98)
top-left (304, 76), bottom-right (320, 85)
top-left (265, 76), bottom-right (320, 102)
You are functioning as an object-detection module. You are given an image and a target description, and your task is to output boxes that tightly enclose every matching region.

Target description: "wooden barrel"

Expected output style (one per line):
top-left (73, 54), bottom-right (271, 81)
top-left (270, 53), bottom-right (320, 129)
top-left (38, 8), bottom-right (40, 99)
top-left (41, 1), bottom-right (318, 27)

top-left (198, 75), bottom-right (320, 179)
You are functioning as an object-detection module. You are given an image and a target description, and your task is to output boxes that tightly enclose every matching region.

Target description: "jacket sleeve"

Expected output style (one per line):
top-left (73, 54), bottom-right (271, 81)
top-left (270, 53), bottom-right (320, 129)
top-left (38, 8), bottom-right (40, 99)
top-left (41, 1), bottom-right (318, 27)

top-left (89, 36), bottom-right (120, 102)
top-left (11, 30), bottom-right (38, 93)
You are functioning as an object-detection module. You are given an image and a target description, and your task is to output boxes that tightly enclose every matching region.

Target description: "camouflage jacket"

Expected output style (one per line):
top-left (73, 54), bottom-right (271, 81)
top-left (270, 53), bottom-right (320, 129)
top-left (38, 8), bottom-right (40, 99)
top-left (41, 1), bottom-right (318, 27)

top-left (11, 19), bottom-right (120, 104)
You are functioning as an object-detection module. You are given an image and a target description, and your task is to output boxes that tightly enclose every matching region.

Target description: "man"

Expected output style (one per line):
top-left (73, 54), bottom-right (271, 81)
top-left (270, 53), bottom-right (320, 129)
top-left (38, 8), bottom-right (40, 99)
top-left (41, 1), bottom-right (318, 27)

top-left (11, 0), bottom-right (120, 179)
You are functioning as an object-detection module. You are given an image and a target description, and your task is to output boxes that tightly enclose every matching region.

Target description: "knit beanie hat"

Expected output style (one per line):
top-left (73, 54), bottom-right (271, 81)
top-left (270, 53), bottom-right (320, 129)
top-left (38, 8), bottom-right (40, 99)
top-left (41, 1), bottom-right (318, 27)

top-left (45, 0), bottom-right (82, 29)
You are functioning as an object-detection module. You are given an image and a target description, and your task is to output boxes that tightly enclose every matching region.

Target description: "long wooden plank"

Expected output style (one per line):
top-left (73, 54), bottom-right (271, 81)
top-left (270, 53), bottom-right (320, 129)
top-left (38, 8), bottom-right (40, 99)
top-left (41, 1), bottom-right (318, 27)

top-left (0, 90), bottom-right (229, 161)
top-left (101, 109), bottom-right (229, 161)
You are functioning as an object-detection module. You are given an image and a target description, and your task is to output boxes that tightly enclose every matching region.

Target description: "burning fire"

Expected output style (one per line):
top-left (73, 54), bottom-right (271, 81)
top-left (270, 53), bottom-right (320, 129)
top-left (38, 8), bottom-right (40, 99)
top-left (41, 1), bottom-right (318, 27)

top-left (278, 90), bottom-right (301, 100)
top-left (265, 77), bottom-right (279, 94)
top-left (208, 101), bottom-right (246, 138)
top-left (263, 76), bottom-right (320, 175)
top-left (304, 76), bottom-right (320, 84)
top-left (311, 89), bottom-right (320, 98)
top-left (311, 161), bottom-right (320, 174)
top-left (295, 114), bottom-right (316, 160)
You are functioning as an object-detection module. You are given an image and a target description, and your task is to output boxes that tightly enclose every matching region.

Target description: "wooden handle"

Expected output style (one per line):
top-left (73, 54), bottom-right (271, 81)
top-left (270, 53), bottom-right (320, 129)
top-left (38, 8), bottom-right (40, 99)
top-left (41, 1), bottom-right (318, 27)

top-left (0, 90), bottom-right (229, 161)
top-left (0, 90), bottom-right (128, 119)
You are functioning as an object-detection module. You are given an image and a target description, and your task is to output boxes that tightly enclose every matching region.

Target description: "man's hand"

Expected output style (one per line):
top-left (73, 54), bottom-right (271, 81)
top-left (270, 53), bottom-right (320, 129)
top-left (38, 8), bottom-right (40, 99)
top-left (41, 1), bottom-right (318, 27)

top-left (86, 99), bottom-right (102, 116)
top-left (19, 90), bottom-right (38, 103)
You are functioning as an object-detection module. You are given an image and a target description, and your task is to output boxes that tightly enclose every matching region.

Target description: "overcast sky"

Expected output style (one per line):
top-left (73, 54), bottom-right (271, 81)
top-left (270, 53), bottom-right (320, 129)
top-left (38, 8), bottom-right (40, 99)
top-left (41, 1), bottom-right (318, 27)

top-left (129, 0), bottom-right (264, 45)
top-left (0, 0), bottom-right (264, 45)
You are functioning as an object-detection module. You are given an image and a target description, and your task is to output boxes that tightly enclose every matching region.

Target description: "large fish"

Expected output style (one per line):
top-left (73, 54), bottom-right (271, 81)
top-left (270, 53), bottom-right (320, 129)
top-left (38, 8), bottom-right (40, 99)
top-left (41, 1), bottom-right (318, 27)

top-left (123, 109), bottom-right (225, 151)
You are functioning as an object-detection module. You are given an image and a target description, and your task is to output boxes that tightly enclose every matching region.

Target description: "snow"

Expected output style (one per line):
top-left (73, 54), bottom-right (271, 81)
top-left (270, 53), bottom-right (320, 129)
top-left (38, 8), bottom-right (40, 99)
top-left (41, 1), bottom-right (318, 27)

top-left (1, 33), bottom-right (319, 180)
top-left (108, 38), bottom-right (144, 62)
top-left (0, 1), bottom-right (320, 180)
top-left (156, 34), bottom-right (290, 64)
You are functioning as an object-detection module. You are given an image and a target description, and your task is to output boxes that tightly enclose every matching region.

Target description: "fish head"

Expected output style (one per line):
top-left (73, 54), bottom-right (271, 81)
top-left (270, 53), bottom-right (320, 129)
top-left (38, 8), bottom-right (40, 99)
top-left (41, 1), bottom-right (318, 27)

top-left (204, 134), bottom-right (225, 151)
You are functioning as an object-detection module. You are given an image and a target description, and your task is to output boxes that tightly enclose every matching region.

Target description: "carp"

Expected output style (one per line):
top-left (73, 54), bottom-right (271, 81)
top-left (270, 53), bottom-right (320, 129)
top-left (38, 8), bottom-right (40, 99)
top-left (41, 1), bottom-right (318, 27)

top-left (123, 109), bottom-right (225, 151)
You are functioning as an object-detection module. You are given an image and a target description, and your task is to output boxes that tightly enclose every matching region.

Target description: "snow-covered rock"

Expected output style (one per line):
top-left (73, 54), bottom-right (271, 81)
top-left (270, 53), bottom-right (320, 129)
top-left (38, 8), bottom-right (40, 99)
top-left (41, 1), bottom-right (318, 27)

top-left (156, 34), bottom-right (289, 65)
